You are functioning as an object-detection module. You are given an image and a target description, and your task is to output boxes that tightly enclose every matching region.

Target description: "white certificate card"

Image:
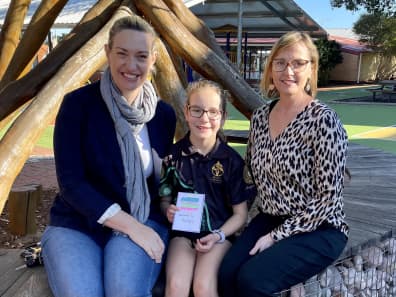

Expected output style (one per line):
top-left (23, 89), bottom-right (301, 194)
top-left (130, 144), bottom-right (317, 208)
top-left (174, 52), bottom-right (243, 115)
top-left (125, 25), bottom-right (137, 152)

top-left (172, 192), bottom-right (205, 233)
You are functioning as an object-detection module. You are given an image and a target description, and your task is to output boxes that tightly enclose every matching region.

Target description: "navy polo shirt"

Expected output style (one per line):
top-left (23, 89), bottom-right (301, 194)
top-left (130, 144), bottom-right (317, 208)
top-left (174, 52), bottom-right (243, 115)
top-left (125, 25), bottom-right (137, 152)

top-left (159, 133), bottom-right (256, 232)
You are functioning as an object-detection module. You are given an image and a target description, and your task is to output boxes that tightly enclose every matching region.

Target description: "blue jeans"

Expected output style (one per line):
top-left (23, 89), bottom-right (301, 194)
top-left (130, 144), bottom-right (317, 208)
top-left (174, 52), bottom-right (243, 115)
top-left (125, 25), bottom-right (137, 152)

top-left (41, 219), bottom-right (169, 297)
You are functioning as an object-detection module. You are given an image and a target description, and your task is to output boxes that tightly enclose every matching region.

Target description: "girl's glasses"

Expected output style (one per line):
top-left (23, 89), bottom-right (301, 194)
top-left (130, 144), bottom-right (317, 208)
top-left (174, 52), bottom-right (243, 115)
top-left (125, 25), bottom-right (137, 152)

top-left (272, 59), bottom-right (311, 72)
top-left (187, 105), bottom-right (222, 120)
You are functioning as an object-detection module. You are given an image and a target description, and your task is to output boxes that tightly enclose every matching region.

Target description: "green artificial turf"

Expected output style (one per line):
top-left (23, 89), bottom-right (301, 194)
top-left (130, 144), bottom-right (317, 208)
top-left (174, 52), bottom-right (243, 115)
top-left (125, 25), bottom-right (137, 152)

top-left (0, 123), bottom-right (54, 149)
top-left (2, 85), bottom-right (395, 155)
top-left (36, 126), bottom-right (55, 149)
top-left (225, 86), bottom-right (396, 155)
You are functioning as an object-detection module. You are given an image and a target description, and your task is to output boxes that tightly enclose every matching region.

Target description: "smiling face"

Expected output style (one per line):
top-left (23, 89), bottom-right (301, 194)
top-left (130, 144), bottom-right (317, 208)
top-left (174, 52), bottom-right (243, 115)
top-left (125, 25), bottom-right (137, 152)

top-left (184, 86), bottom-right (224, 145)
top-left (105, 29), bottom-right (156, 102)
top-left (261, 31), bottom-right (319, 99)
top-left (270, 42), bottom-right (312, 98)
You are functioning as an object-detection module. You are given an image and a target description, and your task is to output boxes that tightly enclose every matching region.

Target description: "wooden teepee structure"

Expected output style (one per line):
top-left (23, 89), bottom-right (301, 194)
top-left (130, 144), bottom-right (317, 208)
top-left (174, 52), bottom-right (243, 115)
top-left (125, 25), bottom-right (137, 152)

top-left (0, 0), bottom-right (264, 215)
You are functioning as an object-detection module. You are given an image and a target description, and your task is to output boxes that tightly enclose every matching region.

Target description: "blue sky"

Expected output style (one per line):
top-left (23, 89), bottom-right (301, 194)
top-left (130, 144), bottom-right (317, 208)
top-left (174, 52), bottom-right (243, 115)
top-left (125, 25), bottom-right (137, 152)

top-left (294, 0), bottom-right (367, 29)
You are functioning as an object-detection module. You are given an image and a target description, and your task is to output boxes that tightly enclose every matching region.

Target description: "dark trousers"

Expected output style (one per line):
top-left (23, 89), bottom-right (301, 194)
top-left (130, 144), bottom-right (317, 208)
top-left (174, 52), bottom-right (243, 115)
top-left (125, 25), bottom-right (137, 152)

top-left (218, 212), bottom-right (347, 297)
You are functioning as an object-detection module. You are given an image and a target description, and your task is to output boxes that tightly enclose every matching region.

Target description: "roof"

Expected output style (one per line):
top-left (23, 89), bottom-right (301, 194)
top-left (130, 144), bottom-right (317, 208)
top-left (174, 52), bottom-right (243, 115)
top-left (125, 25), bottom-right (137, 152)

top-left (190, 0), bottom-right (327, 38)
top-left (0, 0), bottom-right (326, 39)
top-left (326, 28), bottom-right (358, 39)
top-left (329, 36), bottom-right (371, 55)
top-left (0, 0), bottom-right (203, 28)
top-left (0, 0), bottom-right (92, 28)
top-left (327, 29), bottom-right (370, 54)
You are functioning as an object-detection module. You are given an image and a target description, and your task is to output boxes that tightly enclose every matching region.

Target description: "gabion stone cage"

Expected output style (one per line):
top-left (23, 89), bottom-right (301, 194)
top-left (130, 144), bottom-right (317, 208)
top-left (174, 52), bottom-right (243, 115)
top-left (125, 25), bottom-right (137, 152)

top-left (279, 236), bottom-right (396, 297)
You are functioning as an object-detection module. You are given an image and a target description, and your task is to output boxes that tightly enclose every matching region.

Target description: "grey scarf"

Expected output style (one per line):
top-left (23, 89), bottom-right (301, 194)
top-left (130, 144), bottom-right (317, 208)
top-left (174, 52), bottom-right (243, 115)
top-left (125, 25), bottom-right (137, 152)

top-left (100, 68), bottom-right (158, 223)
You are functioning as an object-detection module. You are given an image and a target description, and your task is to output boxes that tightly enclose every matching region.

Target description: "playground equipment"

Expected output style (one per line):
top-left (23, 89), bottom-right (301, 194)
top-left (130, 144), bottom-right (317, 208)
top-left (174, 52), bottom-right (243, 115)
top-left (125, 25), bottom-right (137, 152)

top-left (0, 0), bottom-right (264, 214)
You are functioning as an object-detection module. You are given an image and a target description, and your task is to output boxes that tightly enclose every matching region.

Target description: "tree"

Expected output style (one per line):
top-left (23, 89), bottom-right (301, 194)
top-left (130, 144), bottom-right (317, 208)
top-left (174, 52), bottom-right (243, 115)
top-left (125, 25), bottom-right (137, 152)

top-left (314, 38), bottom-right (343, 86)
top-left (353, 13), bottom-right (396, 54)
top-left (353, 13), bottom-right (396, 79)
top-left (330, 0), bottom-right (395, 16)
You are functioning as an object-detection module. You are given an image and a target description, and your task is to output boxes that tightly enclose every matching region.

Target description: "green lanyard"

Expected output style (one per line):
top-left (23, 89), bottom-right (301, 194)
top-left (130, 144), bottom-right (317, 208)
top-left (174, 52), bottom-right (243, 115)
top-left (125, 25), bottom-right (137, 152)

top-left (161, 166), bottom-right (213, 232)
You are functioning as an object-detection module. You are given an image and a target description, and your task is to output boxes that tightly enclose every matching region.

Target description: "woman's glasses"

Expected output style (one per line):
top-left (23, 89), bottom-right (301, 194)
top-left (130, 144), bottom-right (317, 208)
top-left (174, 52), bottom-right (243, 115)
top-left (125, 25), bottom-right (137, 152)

top-left (187, 105), bottom-right (222, 120)
top-left (272, 59), bottom-right (311, 72)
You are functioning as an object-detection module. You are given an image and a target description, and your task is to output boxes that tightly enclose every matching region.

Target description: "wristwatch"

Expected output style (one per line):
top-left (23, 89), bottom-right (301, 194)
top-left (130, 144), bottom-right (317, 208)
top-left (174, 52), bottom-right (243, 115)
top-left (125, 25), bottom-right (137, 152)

top-left (212, 229), bottom-right (225, 243)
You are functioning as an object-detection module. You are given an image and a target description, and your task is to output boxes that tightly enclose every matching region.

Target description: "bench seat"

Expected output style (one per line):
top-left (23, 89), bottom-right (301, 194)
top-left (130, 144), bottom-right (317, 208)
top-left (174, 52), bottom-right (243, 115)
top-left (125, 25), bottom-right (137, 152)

top-left (366, 87), bottom-right (383, 100)
top-left (381, 89), bottom-right (396, 101)
top-left (366, 87), bottom-right (396, 101)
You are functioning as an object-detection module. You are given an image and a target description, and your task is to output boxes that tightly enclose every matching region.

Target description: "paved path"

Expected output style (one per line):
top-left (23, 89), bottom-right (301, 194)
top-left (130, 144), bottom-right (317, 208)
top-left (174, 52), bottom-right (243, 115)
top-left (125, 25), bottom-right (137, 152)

top-left (13, 148), bottom-right (56, 191)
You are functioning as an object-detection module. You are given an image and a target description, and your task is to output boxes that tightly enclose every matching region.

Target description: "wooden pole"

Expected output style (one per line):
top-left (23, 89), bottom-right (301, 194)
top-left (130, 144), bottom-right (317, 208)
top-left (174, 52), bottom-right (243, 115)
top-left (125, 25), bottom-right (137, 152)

top-left (0, 101), bottom-right (28, 133)
top-left (166, 45), bottom-right (188, 89)
top-left (0, 0), bottom-right (123, 123)
top-left (152, 39), bottom-right (188, 141)
top-left (8, 184), bottom-right (42, 235)
top-left (135, 0), bottom-right (264, 119)
top-left (0, 0), bottom-right (32, 79)
top-left (0, 0), bottom-right (69, 89)
top-left (237, 0), bottom-right (243, 71)
top-left (0, 6), bottom-right (133, 215)
top-left (162, 0), bottom-right (231, 66)
top-left (162, 0), bottom-right (248, 116)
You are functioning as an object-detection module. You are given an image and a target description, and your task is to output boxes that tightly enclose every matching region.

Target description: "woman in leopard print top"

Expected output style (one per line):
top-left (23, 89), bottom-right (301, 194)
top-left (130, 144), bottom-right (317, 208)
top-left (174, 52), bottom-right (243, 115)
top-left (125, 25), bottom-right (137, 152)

top-left (219, 32), bottom-right (348, 297)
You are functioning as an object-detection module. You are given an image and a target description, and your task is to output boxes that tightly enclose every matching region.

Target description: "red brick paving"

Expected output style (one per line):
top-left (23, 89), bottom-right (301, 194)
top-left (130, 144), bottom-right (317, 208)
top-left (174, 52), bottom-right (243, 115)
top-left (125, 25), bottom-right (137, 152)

top-left (12, 146), bottom-right (57, 191)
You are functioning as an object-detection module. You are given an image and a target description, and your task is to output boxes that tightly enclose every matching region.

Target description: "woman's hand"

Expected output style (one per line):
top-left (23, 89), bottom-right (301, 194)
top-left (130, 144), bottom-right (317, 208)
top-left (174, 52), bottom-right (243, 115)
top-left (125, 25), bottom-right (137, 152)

top-left (128, 223), bottom-right (165, 263)
top-left (166, 204), bottom-right (179, 223)
top-left (103, 210), bottom-right (164, 263)
top-left (194, 233), bottom-right (218, 253)
top-left (249, 233), bottom-right (275, 255)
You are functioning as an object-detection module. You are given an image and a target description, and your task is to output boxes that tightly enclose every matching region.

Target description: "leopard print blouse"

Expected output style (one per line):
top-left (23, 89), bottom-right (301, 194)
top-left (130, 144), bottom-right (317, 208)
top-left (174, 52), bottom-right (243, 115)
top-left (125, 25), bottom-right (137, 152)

top-left (246, 100), bottom-right (349, 241)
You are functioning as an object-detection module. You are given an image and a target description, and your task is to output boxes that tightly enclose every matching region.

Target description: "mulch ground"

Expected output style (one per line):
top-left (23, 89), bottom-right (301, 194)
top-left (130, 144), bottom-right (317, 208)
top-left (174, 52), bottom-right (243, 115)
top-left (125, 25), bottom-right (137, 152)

top-left (0, 189), bottom-right (56, 249)
top-left (0, 155), bottom-right (57, 249)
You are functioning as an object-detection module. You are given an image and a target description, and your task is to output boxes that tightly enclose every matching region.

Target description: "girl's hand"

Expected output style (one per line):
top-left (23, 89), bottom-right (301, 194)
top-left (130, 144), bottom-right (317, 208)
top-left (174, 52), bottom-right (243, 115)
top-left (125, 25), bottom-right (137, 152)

top-left (249, 233), bottom-right (275, 255)
top-left (166, 204), bottom-right (179, 223)
top-left (194, 233), bottom-right (218, 253)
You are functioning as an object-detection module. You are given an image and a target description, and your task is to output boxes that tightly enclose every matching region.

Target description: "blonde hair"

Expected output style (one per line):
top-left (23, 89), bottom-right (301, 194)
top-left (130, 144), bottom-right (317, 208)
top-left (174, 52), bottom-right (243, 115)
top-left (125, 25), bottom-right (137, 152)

top-left (260, 31), bottom-right (319, 98)
top-left (108, 15), bottom-right (157, 50)
top-left (186, 79), bottom-right (228, 116)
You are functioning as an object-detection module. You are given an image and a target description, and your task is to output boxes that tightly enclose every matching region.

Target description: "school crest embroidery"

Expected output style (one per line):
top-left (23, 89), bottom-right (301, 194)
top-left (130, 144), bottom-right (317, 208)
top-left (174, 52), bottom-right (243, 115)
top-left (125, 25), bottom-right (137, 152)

top-left (212, 161), bottom-right (224, 177)
top-left (211, 161), bottom-right (224, 184)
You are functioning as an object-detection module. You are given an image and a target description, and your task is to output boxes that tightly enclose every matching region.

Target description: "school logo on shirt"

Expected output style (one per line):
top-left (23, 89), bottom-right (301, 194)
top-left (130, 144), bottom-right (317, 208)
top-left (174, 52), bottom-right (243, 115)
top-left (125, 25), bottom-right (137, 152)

top-left (212, 161), bottom-right (224, 177)
top-left (243, 165), bottom-right (254, 184)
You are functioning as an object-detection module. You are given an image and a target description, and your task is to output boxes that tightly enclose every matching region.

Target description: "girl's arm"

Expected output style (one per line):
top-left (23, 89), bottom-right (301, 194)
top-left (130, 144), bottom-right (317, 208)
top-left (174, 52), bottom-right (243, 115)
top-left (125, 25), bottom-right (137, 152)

top-left (160, 195), bottom-right (179, 223)
top-left (160, 195), bottom-right (172, 216)
top-left (218, 201), bottom-right (248, 238)
top-left (195, 201), bottom-right (248, 252)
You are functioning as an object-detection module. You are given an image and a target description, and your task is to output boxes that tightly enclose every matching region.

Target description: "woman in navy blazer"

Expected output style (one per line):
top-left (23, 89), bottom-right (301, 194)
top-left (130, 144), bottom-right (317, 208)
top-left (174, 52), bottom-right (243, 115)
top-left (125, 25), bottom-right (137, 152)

top-left (41, 15), bottom-right (176, 297)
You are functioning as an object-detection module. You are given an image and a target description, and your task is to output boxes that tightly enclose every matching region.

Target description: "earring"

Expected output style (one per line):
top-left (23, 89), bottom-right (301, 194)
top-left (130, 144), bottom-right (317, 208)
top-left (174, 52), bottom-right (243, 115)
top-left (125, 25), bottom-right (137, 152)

top-left (269, 78), bottom-right (275, 91)
top-left (305, 78), bottom-right (311, 93)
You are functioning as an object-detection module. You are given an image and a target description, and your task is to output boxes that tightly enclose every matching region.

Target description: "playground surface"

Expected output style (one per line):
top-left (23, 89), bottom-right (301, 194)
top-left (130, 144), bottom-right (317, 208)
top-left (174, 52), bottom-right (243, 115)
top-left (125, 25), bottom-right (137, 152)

top-left (225, 84), bottom-right (396, 155)
top-left (0, 84), bottom-right (395, 297)
top-left (1, 142), bottom-right (395, 297)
